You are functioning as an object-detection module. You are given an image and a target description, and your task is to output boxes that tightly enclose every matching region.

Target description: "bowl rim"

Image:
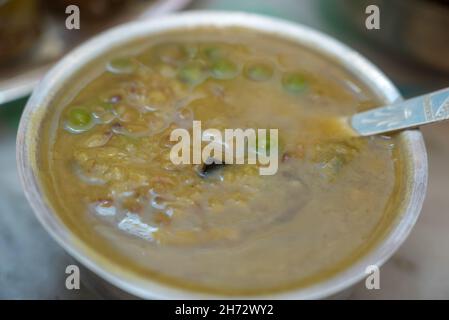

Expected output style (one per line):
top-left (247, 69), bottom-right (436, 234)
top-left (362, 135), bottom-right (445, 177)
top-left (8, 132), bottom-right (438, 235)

top-left (16, 10), bottom-right (428, 299)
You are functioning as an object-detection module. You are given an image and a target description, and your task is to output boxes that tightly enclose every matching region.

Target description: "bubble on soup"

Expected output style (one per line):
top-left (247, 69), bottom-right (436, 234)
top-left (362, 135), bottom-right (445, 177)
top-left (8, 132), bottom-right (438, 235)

top-left (106, 57), bottom-right (137, 75)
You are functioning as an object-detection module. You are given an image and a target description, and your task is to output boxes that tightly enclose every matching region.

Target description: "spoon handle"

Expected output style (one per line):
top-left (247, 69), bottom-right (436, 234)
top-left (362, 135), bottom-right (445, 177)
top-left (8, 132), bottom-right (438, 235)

top-left (350, 87), bottom-right (449, 136)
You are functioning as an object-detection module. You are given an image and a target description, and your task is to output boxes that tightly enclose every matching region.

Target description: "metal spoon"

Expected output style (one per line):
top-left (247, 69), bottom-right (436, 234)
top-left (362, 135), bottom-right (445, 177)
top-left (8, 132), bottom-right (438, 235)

top-left (349, 87), bottom-right (449, 136)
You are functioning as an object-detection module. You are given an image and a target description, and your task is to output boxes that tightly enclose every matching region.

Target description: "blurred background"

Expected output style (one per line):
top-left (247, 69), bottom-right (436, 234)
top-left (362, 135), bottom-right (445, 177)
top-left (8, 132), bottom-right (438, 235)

top-left (1, 0), bottom-right (449, 299)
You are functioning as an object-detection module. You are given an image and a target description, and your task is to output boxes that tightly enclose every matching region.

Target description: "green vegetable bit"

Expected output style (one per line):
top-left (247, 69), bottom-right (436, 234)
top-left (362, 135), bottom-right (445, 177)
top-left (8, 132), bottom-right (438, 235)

top-left (106, 57), bottom-right (136, 75)
top-left (178, 61), bottom-right (208, 86)
top-left (65, 108), bottom-right (94, 133)
top-left (244, 62), bottom-right (273, 81)
top-left (282, 72), bottom-right (307, 94)
top-left (210, 59), bottom-right (239, 80)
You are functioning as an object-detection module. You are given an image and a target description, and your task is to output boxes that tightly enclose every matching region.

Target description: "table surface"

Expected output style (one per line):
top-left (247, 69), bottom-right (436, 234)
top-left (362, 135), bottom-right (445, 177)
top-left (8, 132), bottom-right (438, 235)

top-left (1, 0), bottom-right (449, 299)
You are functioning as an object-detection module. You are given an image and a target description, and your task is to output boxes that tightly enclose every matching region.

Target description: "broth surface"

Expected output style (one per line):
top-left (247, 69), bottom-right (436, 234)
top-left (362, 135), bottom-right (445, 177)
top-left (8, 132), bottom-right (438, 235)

top-left (39, 28), bottom-right (403, 295)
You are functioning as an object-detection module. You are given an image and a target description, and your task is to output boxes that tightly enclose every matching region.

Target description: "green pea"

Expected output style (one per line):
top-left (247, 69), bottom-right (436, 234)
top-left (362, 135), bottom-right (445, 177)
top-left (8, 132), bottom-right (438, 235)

top-left (65, 108), bottom-right (94, 133)
top-left (106, 57), bottom-right (136, 75)
top-left (178, 61), bottom-right (208, 86)
top-left (69, 108), bottom-right (91, 126)
top-left (210, 59), bottom-right (238, 80)
top-left (282, 73), bottom-right (307, 94)
top-left (244, 62), bottom-right (273, 81)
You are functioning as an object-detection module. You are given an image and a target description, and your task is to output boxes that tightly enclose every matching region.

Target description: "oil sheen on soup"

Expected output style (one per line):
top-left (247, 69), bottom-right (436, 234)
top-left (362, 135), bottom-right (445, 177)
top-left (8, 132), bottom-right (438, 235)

top-left (39, 28), bottom-right (403, 295)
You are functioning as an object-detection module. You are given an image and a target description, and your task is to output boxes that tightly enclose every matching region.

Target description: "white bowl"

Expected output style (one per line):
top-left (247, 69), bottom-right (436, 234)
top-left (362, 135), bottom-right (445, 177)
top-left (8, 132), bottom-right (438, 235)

top-left (16, 11), bottom-right (428, 299)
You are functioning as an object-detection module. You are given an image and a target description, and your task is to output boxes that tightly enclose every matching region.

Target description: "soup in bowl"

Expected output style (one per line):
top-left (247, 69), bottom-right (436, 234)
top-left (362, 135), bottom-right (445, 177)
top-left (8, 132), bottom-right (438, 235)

top-left (17, 12), bottom-right (427, 299)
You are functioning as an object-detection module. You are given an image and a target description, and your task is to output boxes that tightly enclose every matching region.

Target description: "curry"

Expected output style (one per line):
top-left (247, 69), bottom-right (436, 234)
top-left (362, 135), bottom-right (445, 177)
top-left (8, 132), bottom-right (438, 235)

top-left (37, 28), bottom-right (404, 295)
